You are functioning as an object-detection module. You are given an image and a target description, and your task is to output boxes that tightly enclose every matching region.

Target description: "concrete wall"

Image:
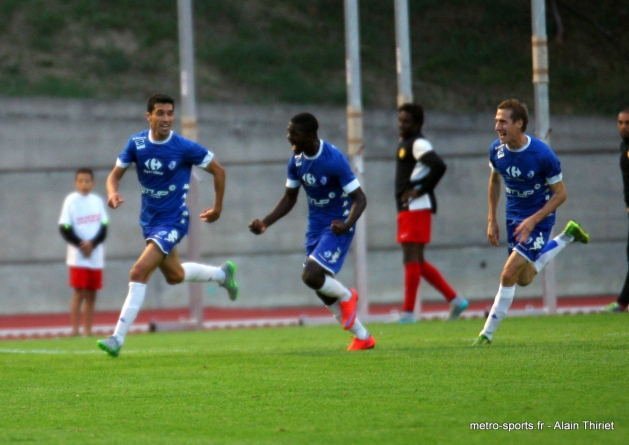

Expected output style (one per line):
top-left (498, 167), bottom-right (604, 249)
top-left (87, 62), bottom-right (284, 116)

top-left (0, 97), bottom-right (623, 314)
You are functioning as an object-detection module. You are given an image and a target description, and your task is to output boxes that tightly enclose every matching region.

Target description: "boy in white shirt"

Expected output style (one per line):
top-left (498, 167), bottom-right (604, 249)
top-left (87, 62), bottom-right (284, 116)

top-left (59, 168), bottom-right (108, 336)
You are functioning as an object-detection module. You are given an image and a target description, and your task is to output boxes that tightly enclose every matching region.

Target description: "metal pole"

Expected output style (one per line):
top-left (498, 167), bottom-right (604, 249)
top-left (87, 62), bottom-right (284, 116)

top-left (394, 0), bottom-right (413, 106)
top-left (178, 0), bottom-right (204, 328)
top-left (344, 0), bottom-right (369, 317)
top-left (531, 0), bottom-right (556, 314)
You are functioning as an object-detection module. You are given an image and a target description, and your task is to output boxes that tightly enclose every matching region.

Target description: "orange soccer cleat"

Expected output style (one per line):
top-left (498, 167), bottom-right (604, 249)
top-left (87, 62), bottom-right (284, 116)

top-left (340, 288), bottom-right (358, 330)
top-left (347, 335), bottom-right (376, 351)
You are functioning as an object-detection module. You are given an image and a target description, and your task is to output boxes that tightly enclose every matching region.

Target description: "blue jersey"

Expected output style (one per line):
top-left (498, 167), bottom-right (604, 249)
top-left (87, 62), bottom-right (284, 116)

top-left (489, 135), bottom-right (562, 227)
top-left (287, 140), bottom-right (360, 235)
top-left (117, 130), bottom-right (213, 231)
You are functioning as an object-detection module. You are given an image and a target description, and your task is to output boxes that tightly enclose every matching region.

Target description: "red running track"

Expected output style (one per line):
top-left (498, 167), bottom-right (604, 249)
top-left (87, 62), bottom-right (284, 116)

top-left (0, 295), bottom-right (614, 331)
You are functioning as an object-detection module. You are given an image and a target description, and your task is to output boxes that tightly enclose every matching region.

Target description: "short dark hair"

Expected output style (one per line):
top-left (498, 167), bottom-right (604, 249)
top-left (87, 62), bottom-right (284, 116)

top-left (75, 167), bottom-right (94, 180)
top-left (620, 108), bottom-right (629, 115)
top-left (397, 103), bottom-right (424, 130)
top-left (147, 93), bottom-right (175, 114)
top-left (497, 99), bottom-right (529, 132)
top-left (290, 112), bottom-right (319, 135)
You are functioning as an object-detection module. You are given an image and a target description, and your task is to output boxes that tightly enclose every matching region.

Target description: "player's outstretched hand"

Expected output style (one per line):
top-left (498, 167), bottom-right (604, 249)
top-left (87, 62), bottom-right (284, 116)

top-left (249, 219), bottom-right (266, 235)
top-left (331, 220), bottom-right (350, 235)
top-left (107, 193), bottom-right (124, 209)
top-left (200, 207), bottom-right (221, 223)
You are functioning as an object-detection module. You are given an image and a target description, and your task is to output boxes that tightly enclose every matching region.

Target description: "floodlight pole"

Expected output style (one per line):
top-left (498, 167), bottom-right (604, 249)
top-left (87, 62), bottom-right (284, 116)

top-left (344, 0), bottom-right (369, 317)
top-left (178, 0), bottom-right (204, 328)
top-left (531, 0), bottom-right (557, 314)
top-left (394, 0), bottom-right (413, 107)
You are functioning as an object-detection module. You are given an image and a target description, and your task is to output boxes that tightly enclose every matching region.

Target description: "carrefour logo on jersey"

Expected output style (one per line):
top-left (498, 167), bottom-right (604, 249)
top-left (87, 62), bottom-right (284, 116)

top-left (506, 166), bottom-right (521, 178)
top-left (144, 158), bottom-right (164, 175)
top-left (303, 173), bottom-right (317, 186)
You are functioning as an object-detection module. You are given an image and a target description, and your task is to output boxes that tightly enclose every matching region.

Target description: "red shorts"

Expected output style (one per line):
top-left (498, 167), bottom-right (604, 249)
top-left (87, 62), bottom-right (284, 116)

top-left (397, 209), bottom-right (432, 244)
top-left (69, 267), bottom-right (103, 291)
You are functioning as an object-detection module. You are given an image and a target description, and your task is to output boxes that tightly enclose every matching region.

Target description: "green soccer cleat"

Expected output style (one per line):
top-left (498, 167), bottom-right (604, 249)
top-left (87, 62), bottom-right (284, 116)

top-left (563, 220), bottom-right (590, 244)
top-left (600, 302), bottom-right (628, 313)
top-left (472, 334), bottom-right (491, 346)
top-left (97, 336), bottom-right (121, 358)
top-left (220, 261), bottom-right (239, 301)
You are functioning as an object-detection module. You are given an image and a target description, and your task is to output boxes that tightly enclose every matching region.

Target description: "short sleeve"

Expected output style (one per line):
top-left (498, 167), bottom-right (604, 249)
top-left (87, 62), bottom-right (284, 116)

top-left (542, 148), bottom-right (562, 184)
top-left (184, 140), bottom-right (214, 168)
top-left (117, 138), bottom-right (137, 168)
top-left (58, 195), bottom-right (72, 225)
top-left (412, 138), bottom-right (433, 160)
top-left (333, 150), bottom-right (359, 192)
top-left (286, 157), bottom-right (300, 188)
top-left (99, 196), bottom-right (109, 224)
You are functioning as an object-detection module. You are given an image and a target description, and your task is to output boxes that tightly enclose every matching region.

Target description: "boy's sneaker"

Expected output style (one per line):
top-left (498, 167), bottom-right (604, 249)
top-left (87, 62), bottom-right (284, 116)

top-left (340, 289), bottom-right (358, 330)
top-left (398, 311), bottom-right (417, 324)
top-left (97, 336), bottom-right (121, 358)
top-left (347, 335), bottom-right (376, 351)
top-left (220, 261), bottom-right (239, 301)
top-left (601, 302), bottom-right (628, 313)
top-left (563, 220), bottom-right (590, 244)
top-left (447, 298), bottom-right (469, 321)
top-left (472, 334), bottom-right (491, 346)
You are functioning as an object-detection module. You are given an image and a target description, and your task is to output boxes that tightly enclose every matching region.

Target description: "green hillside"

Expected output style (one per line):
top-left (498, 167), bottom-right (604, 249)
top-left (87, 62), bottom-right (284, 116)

top-left (0, 0), bottom-right (627, 114)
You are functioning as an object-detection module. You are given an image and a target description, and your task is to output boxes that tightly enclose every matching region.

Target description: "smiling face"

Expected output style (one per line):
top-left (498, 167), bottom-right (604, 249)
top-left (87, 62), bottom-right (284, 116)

top-left (495, 108), bottom-right (525, 148)
top-left (147, 102), bottom-right (174, 141)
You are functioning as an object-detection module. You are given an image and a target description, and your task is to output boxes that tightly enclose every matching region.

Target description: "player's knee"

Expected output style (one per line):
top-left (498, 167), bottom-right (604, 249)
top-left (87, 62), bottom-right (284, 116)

top-left (500, 268), bottom-right (519, 287)
top-left (302, 269), bottom-right (324, 290)
top-left (164, 270), bottom-right (184, 285)
top-left (129, 265), bottom-right (150, 283)
top-left (517, 266), bottom-right (537, 287)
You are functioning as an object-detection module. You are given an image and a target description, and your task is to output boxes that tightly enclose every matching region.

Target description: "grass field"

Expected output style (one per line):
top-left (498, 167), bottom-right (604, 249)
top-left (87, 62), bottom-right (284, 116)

top-left (0, 314), bottom-right (627, 445)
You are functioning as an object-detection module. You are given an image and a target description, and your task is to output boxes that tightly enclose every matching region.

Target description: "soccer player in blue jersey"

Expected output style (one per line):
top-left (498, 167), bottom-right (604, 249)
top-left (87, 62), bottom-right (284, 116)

top-left (248, 112), bottom-right (375, 351)
top-left (473, 99), bottom-right (590, 345)
top-left (97, 93), bottom-right (238, 357)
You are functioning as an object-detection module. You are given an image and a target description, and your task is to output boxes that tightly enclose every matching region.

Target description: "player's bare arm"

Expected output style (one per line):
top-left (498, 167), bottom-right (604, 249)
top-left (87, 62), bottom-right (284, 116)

top-left (487, 170), bottom-right (502, 246)
top-left (249, 187), bottom-right (299, 235)
top-left (106, 165), bottom-right (127, 209)
top-left (200, 158), bottom-right (226, 223)
top-left (513, 180), bottom-right (567, 243)
top-left (331, 187), bottom-right (367, 235)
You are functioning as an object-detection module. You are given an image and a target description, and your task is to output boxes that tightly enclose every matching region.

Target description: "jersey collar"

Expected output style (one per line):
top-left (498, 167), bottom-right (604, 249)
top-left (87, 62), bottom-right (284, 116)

top-left (303, 140), bottom-right (323, 160)
top-left (148, 130), bottom-right (174, 145)
top-left (505, 135), bottom-right (531, 152)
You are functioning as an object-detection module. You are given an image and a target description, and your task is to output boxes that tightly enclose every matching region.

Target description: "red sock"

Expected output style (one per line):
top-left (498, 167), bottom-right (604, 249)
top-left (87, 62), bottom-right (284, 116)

top-left (403, 262), bottom-right (421, 312)
top-left (421, 261), bottom-right (456, 302)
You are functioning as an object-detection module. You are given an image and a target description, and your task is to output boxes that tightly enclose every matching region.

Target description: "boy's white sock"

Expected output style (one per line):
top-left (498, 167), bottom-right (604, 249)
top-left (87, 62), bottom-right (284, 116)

top-left (480, 284), bottom-right (515, 340)
top-left (113, 282), bottom-right (146, 345)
